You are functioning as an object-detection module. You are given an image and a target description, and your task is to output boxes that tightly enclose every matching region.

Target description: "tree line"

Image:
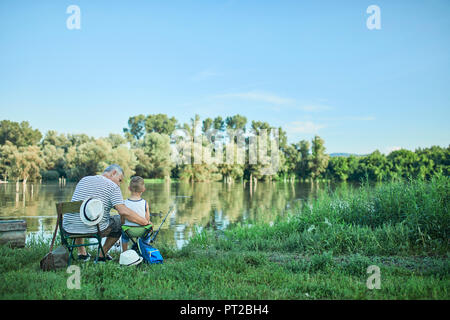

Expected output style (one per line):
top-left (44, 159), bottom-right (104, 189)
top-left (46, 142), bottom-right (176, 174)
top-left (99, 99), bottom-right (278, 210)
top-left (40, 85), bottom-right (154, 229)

top-left (0, 116), bottom-right (448, 184)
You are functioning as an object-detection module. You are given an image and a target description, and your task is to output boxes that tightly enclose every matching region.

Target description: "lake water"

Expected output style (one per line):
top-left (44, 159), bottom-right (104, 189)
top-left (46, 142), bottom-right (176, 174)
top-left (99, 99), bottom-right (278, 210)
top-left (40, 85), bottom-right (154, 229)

top-left (0, 180), bottom-right (332, 249)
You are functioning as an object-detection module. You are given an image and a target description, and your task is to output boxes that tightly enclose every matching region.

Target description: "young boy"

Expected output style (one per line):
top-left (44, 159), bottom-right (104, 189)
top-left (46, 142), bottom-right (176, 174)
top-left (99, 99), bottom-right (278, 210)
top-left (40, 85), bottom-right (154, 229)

top-left (121, 176), bottom-right (151, 252)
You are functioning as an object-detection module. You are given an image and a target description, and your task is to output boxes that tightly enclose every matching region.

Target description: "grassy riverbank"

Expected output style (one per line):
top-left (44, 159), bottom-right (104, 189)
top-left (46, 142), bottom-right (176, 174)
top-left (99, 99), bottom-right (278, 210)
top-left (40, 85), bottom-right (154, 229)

top-left (0, 177), bottom-right (448, 299)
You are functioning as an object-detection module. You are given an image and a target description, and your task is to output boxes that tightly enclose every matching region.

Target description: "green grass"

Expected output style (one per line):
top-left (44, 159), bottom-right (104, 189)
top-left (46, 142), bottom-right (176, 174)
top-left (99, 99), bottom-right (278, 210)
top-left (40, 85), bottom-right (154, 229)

top-left (0, 176), bottom-right (449, 299)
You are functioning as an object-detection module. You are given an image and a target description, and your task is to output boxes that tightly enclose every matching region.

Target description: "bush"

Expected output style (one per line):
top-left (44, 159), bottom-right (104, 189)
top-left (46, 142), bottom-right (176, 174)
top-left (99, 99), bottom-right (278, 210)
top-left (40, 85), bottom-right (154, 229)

top-left (40, 170), bottom-right (59, 181)
top-left (199, 176), bottom-right (449, 256)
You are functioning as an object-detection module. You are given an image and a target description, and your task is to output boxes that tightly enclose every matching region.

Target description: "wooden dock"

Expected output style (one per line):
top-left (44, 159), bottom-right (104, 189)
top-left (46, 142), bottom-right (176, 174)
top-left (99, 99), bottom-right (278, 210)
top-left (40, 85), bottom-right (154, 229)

top-left (0, 220), bottom-right (27, 248)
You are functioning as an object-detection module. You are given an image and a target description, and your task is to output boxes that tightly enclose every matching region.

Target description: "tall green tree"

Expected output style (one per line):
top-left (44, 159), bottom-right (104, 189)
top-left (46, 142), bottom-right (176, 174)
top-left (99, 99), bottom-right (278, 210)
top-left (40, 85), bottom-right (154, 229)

top-left (202, 118), bottom-right (213, 134)
top-left (309, 135), bottom-right (329, 181)
top-left (182, 114), bottom-right (201, 140)
top-left (357, 150), bottom-right (389, 182)
top-left (347, 155), bottom-right (361, 181)
top-left (327, 156), bottom-right (350, 181)
top-left (387, 149), bottom-right (419, 179)
top-left (246, 120), bottom-right (268, 183)
top-left (41, 144), bottom-right (66, 173)
top-left (123, 114), bottom-right (146, 142)
top-left (213, 116), bottom-right (225, 131)
top-left (41, 130), bottom-right (71, 151)
top-left (65, 139), bottom-right (112, 180)
top-left (281, 144), bottom-right (300, 181)
top-left (67, 133), bottom-right (93, 147)
top-left (135, 132), bottom-right (173, 180)
top-left (106, 133), bottom-right (127, 148)
top-left (226, 115), bottom-right (247, 131)
top-left (0, 141), bottom-right (17, 181)
top-left (145, 114), bottom-right (178, 136)
top-left (105, 143), bottom-right (138, 179)
top-left (0, 120), bottom-right (42, 147)
top-left (8, 145), bottom-right (44, 183)
top-left (297, 140), bottom-right (311, 180)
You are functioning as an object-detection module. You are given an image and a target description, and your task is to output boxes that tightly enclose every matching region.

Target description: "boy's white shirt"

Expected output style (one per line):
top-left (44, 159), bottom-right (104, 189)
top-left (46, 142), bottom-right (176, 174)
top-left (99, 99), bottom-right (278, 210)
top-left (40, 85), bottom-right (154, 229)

top-left (123, 198), bottom-right (147, 227)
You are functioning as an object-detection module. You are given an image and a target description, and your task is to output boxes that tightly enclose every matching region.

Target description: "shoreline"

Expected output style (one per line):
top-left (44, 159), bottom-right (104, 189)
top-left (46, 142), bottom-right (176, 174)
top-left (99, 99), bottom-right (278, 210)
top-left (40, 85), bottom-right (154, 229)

top-left (0, 177), bottom-right (448, 300)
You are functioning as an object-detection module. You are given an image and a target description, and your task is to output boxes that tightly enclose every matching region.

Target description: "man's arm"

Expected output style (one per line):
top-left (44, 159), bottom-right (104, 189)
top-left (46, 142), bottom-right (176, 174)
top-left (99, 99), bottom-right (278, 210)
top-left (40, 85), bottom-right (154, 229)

top-left (114, 204), bottom-right (150, 226)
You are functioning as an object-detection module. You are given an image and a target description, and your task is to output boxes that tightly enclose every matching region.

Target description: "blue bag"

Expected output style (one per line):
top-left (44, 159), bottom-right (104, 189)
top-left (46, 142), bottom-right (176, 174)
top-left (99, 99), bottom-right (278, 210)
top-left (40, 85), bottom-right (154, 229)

top-left (137, 238), bottom-right (163, 264)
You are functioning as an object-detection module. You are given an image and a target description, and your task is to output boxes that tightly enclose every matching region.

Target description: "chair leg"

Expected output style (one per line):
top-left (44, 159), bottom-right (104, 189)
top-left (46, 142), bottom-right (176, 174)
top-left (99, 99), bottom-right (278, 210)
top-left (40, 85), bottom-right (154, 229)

top-left (130, 238), bottom-right (138, 252)
top-left (96, 237), bottom-right (106, 263)
top-left (71, 238), bottom-right (77, 260)
top-left (68, 247), bottom-right (73, 267)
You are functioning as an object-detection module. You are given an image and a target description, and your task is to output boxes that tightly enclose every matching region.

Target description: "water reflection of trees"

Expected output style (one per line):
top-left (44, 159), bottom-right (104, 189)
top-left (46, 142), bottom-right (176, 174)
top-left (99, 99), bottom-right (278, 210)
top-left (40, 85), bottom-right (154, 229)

top-left (1, 181), bottom-right (326, 248)
top-left (11, 183), bottom-right (75, 231)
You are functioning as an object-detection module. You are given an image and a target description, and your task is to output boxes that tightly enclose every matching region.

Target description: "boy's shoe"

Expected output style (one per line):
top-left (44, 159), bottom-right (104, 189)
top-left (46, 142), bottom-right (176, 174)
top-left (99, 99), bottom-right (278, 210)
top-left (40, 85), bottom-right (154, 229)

top-left (78, 253), bottom-right (91, 262)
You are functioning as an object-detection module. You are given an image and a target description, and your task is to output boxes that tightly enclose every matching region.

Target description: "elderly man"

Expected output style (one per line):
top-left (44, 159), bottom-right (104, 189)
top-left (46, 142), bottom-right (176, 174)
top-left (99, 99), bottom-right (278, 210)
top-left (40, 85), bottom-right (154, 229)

top-left (63, 164), bottom-right (150, 262)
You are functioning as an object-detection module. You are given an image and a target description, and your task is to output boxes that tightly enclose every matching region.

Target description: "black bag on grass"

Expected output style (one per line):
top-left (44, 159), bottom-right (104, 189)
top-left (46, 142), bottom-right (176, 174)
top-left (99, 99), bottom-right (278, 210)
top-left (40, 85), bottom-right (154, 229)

top-left (40, 214), bottom-right (68, 271)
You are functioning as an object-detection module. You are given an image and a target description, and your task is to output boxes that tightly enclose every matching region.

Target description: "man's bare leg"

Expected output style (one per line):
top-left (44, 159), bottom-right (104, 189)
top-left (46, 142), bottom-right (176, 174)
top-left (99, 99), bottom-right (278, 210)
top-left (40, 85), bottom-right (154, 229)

top-left (99, 236), bottom-right (119, 258)
top-left (75, 238), bottom-right (87, 255)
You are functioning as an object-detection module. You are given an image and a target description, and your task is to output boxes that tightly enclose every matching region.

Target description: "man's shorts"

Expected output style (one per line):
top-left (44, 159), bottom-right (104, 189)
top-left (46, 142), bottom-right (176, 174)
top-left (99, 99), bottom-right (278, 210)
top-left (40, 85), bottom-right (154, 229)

top-left (65, 215), bottom-right (122, 238)
top-left (99, 215), bottom-right (122, 238)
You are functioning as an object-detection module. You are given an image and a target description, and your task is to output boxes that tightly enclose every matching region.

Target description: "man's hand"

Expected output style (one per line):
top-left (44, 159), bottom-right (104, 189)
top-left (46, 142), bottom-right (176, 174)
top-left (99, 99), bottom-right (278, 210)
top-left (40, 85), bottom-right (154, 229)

top-left (114, 204), bottom-right (150, 226)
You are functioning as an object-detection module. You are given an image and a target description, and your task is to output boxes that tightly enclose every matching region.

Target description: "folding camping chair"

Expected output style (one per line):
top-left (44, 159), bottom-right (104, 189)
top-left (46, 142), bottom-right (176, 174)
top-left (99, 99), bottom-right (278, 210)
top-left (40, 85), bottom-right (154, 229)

top-left (121, 206), bottom-right (175, 251)
top-left (121, 224), bottom-right (154, 250)
top-left (56, 201), bottom-right (106, 266)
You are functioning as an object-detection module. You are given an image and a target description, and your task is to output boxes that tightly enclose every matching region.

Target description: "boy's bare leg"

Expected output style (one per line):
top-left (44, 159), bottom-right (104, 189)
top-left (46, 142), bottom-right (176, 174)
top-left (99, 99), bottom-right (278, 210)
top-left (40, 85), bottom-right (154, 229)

top-left (120, 216), bottom-right (127, 252)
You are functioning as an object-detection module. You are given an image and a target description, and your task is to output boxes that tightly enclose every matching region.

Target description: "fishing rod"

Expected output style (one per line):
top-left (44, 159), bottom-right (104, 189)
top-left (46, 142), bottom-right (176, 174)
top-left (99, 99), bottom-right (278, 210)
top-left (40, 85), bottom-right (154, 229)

top-left (149, 204), bottom-right (176, 243)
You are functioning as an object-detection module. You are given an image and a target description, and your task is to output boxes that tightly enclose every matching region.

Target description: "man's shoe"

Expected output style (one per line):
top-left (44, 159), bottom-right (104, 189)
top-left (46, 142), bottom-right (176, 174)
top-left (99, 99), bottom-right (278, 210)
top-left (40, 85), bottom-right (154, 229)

top-left (95, 254), bottom-right (113, 263)
top-left (78, 253), bottom-right (91, 262)
top-left (95, 256), bottom-right (106, 264)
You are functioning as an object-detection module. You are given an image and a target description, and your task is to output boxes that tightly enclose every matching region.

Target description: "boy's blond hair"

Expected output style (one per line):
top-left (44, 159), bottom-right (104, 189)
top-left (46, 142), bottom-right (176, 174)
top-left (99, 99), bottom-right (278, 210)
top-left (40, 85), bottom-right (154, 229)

top-left (129, 176), bottom-right (145, 193)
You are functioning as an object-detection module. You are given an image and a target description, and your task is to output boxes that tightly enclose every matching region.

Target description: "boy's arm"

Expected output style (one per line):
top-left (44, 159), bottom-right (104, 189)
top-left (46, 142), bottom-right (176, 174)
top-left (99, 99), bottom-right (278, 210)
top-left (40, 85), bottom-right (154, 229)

top-left (145, 201), bottom-right (151, 224)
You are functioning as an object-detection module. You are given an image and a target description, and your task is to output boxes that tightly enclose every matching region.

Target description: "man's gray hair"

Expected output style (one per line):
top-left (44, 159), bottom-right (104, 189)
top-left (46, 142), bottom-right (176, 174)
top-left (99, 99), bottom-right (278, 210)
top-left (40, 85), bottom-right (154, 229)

top-left (103, 164), bottom-right (124, 176)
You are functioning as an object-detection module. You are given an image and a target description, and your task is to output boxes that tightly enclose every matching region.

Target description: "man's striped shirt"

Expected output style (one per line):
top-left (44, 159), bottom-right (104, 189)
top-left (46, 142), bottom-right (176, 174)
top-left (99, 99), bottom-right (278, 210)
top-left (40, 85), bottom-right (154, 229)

top-left (62, 175), bottom-right (124, 234)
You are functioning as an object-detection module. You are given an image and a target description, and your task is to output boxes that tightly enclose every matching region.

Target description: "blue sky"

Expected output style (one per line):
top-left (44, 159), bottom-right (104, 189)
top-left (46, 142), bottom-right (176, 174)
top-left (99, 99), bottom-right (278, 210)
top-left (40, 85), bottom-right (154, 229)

top-left (0, 0), bottom-right (449, 154)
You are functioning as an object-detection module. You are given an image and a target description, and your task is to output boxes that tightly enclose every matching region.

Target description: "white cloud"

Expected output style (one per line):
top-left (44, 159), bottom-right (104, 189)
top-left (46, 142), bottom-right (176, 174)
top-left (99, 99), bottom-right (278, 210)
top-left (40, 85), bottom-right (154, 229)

top-left (319, 115), bottom-right (376, 121)
top-left (286, 121), bottom-right (325, 134)
top-left (215, 91), bottom-right (295, 105)
top-left (347, 116), bottom-right (376, 121)
top-left (191, 69), bottom-right (222, 81)
top-left (298, 104), bottom-right (332, 112)
top-left (213, 91), bottom-right (337, 114)
top-left (384, 146), bottom-right (401, 154)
